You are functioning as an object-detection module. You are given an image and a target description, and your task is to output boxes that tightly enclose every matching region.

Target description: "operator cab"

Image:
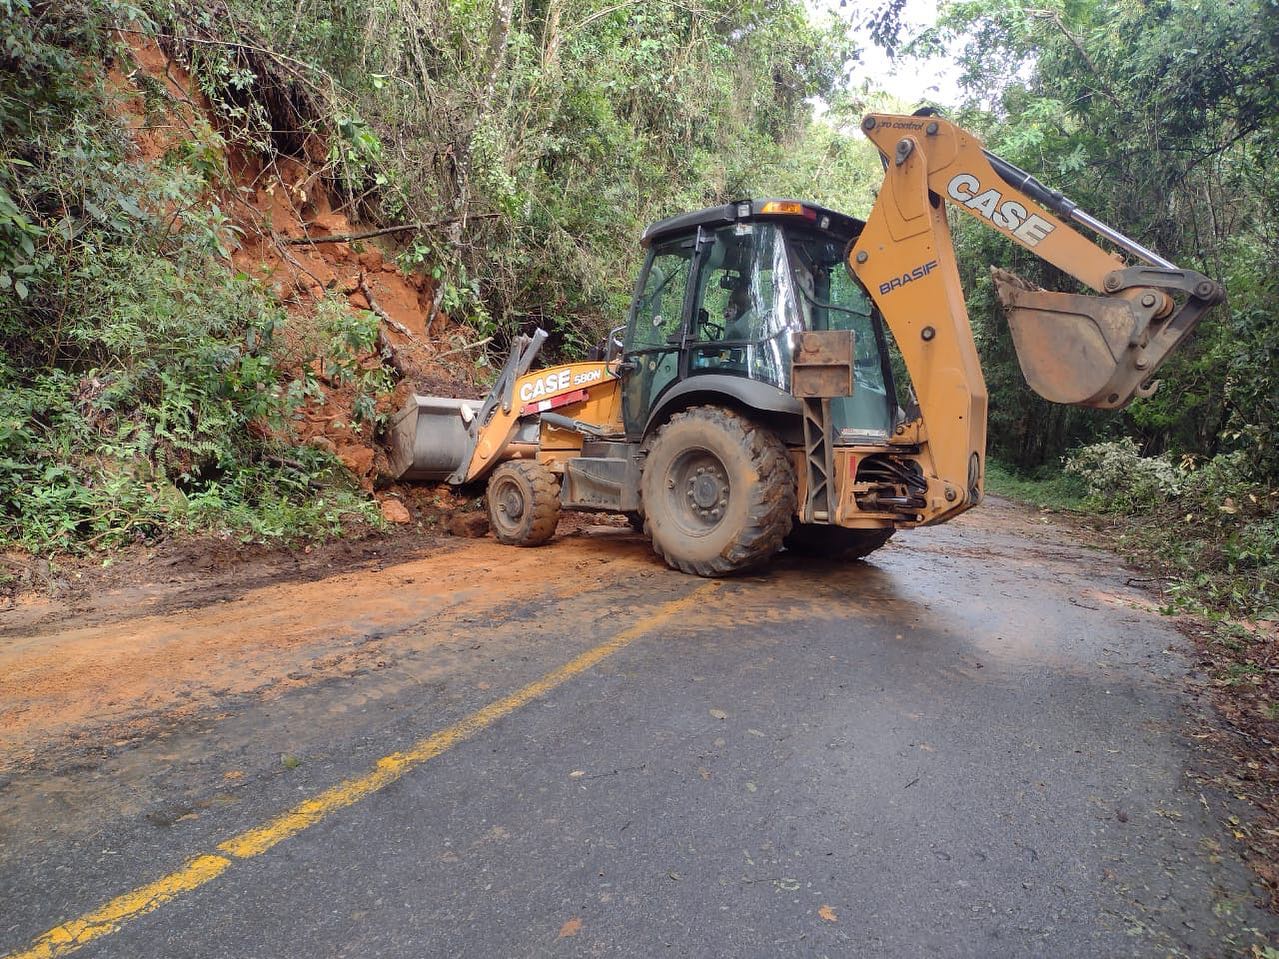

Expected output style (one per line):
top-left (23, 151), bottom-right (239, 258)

top-left (621, 198), bottom-right (899, 442)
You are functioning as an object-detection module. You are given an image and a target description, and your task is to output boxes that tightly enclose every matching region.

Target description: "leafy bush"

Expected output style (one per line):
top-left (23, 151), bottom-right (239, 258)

top-left (1064, 438), bottom-right (1184, 512)
top-left (998, 443), bottom-right (1277, 618)
top-left (0, 2), bottom-right (377, 554)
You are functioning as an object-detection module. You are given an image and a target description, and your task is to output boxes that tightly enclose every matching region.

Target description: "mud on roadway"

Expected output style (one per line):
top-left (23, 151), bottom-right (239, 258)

top-left (1, 498), bottom-right (1277, 957)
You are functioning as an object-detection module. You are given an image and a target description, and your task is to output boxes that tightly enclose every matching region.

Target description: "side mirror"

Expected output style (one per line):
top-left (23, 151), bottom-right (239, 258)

top-left (606, 324), bottom-right (626, 362)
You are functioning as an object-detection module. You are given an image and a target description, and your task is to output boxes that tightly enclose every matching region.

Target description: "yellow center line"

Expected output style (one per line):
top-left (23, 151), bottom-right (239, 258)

top-left (6, 582), bottom-right (720, 959)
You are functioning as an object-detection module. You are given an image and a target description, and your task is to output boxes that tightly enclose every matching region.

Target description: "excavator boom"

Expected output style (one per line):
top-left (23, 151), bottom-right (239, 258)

top-left (851, 111), bottom-right (1223, 521)
top-left (856, 113), bottom-right (1223, 409)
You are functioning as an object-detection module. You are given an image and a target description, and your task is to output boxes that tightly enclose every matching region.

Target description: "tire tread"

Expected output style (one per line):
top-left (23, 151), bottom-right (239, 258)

top-left (641, 406), bottom-right (796, 577)
top-left (488, 460), bottom-right (561, 547)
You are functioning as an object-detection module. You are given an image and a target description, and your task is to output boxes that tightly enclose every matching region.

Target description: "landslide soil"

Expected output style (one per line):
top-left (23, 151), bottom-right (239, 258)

top-left (0, 499), bottom-right (1128, 774)
top-left (0, 514), bottom-right (637, 774)
top-left (108, 34), bottom-right (489, 489)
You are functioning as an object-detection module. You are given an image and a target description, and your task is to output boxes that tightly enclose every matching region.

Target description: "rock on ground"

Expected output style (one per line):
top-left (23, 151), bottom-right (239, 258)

top-left (446, 512), bottom-right (490, 538)
top-left (380, 499), bottom-right (412, 525)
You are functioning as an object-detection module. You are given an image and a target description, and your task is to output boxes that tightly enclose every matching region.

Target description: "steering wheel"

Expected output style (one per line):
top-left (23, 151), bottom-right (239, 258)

top-left (697, 308), bottom-right (724, 340)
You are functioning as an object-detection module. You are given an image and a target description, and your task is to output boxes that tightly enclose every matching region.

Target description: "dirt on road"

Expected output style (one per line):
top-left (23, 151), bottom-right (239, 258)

top-left (0, 500), bottom-right (1204, 774)
top-left (0, 519), bottom-right (640, 771)
top-left (2, 496), bottom-right (1277, 949)
top-left (3, 496), bottom-right (1279, 958)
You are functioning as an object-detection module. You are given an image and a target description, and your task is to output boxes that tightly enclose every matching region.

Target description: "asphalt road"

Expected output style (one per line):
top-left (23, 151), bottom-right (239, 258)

top-left (2, 499), bottom-right (1276, 957)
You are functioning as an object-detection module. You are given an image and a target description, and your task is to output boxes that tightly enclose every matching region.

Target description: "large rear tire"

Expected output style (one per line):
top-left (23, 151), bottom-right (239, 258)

top-left (784, 525), bottom-right (894, 561)
top-left (487, 460), bottom-right (561, 546)
top-left (641, 406), bottom-right (796, 577)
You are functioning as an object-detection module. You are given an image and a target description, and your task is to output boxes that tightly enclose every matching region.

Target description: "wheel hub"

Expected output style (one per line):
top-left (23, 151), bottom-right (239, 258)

top-left (496, 483), bottom-right (525, 521)
top-left (689, 471), bottom-right (722, 510)
top-left (668, 450), bottom-right (730, 532)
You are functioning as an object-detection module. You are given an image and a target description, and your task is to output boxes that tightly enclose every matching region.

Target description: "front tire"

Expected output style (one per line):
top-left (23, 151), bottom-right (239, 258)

top-left (784, 525), bottom-right (894, 561)
top-left (641, 406), bottom-right (796, 577)
top-left (487, 460), bottom-right (561, 546)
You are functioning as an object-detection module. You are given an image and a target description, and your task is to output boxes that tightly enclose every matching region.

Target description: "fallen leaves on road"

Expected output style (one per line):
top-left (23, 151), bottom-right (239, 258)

top-left (558, 918), bottom-right (582, 938)
top-left (818, 905), bottom-right (838, 922)
top-left (709, 708), bottom-right (729, 720)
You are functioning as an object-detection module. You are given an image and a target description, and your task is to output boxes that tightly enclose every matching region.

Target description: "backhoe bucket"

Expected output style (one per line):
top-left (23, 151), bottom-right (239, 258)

top-left (387, 395), bottom-right (477, 481)
top-left (992, 267), bottom-right (1216, 410)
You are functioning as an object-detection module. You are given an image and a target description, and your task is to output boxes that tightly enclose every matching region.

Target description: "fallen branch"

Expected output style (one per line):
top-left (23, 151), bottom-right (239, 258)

top-left (284, 214), bottom-right (501, 246)
top-left (435, 336), bottom-right (493, 359)
top-left (357, 273), bottom-right (417, 342)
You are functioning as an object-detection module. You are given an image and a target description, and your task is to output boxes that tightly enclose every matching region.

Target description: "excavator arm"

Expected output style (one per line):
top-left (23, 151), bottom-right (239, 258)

top-left (849, 112), bottom-right (1224, 522)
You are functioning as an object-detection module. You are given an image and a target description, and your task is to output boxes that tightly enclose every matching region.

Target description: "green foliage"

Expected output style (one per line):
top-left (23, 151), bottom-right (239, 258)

top-left (923, 0), bottom-right (1279, 484)
top-left (313, 298), bottom-right (395, 427)
top-left (188, 0), bottom-right (862, 350)
top-left (1053, 441), bottom-right (1279, 617)
top-left (1064, 438), bottom-right (1184, 512)
top-left (983, 460), bottom-right (1087, 512)
top-left (0, 3), bottom-right (377, 553)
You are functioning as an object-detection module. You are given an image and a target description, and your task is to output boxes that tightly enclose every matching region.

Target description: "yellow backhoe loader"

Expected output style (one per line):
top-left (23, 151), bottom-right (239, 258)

top-left (388, 112), bottom-right (1224, 576)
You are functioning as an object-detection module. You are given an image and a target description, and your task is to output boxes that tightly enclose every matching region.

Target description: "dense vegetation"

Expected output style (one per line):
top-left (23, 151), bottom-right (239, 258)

top-left (927, 0), bottom-right (1279, 479)
top-left (168, 0), bottom-right (885, 350)
top-left (0, 0), bottom-right (873, 550)
top-left (903, 0), bottom-right (1279, 622)
top-left (1, 0), bottom-right (1277, 619)
top-left (0, 0), bottom-right (397, 550)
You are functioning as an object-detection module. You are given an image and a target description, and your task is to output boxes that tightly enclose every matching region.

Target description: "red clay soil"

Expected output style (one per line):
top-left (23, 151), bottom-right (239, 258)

top-left (0, 522), bottom-right (650, 771)
top-left (108, 33), bottom-right (487, 496)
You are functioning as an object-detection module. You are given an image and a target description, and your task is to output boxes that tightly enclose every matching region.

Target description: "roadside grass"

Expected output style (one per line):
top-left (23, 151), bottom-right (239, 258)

top-left (985, 460), bottom-right (1089, 512)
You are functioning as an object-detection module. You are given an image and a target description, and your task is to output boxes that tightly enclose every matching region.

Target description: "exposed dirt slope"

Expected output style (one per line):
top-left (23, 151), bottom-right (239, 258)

top-left (109, 34), bottom-right (486, 490)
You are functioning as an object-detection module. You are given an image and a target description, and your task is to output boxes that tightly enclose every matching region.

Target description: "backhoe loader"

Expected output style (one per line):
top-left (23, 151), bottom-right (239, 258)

top-left (388, 112), bottom-right (1224, 576)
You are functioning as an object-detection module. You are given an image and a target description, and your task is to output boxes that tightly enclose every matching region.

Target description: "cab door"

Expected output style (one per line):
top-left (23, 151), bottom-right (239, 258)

top-left (621, 237), bottom-right (695, 438)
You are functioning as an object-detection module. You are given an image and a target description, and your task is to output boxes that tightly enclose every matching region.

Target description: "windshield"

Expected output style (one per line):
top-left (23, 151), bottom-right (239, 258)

top-left (786, 229), bottom-right (895, 439)
top-left (687, 222), bottom-right (804, 391)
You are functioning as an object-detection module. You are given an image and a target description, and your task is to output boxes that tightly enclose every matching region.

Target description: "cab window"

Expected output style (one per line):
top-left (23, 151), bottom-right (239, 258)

top-left (788, 231), bottom-right (895, 438)
top-left (629, 245), bottom-right (692, 351)
top-left (687, 223), bottom-right (802, 391)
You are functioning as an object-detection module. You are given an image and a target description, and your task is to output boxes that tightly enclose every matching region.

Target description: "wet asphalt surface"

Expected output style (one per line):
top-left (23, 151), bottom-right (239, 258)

top-left (2, 499), bottom-right (1277, 957)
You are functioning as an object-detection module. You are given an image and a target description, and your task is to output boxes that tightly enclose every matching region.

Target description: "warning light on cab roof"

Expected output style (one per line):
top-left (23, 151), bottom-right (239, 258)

top-left (760, 201), bottom-right (817, 220)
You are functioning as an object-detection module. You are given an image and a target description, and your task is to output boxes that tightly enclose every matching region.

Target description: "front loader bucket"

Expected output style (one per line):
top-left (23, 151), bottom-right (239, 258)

top-left (387, 395), bottom-right (476, 481)
top-left (387, 328), bottom-right (551, 484)
top-left (992, 267), bottom-right (1218, 410)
